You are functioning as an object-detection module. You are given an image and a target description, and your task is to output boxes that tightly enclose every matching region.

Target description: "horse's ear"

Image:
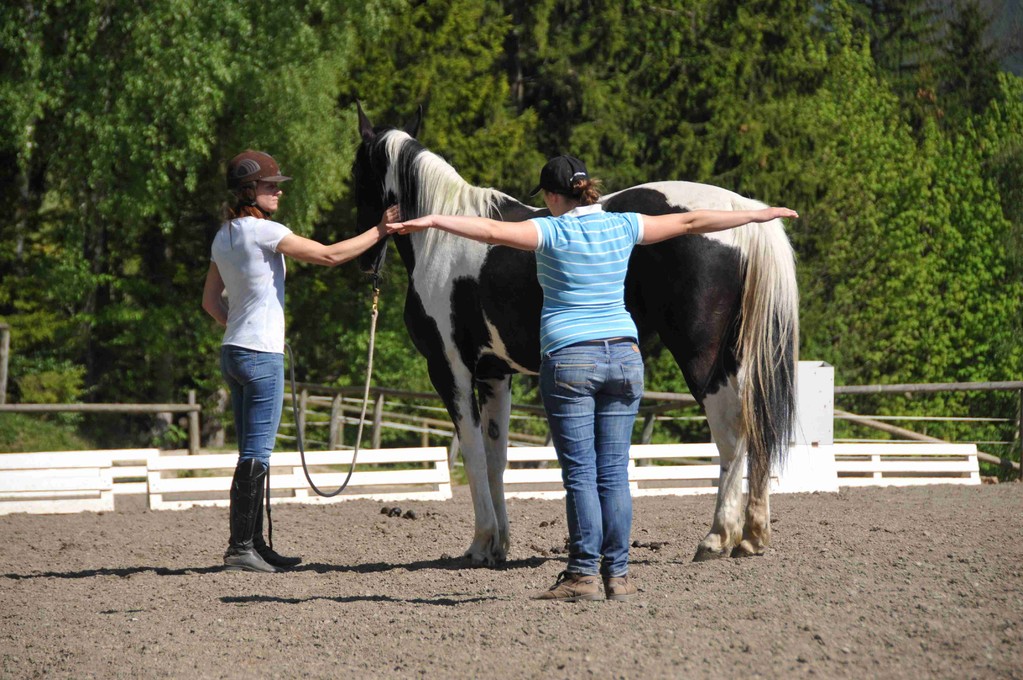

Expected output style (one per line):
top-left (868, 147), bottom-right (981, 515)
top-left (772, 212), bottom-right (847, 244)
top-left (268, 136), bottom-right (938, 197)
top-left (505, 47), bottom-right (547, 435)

top-left (357, 100), bottom-right (375, 140)
top-left (403, 105), bottom-right (423, 138)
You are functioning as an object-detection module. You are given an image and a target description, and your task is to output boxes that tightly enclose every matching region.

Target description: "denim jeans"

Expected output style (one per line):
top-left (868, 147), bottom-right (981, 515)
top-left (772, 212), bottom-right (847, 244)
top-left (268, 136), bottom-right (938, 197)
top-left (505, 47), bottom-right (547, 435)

top-left (220, 345), bottom-right (284, 465)
top-left (540, 339), bottom-right (644, 577)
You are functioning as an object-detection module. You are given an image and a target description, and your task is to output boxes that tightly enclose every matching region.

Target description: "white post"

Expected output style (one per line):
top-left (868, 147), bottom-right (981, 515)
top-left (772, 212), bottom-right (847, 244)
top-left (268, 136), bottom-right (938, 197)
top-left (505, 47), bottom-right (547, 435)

top-left (772, 361), bottom-right (839, 493)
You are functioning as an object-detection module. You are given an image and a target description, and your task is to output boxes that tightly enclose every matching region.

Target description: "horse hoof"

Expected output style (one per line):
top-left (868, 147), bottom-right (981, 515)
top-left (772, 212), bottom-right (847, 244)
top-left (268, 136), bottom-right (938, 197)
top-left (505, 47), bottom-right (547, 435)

top-left (464, 551), bottom-right (493, 567)
top-left (464, 548), bottom-right (506, 567)
top-left (730, 541), bottom-right (764, 559)
top-left (692, 545), bottom-right (729, 562)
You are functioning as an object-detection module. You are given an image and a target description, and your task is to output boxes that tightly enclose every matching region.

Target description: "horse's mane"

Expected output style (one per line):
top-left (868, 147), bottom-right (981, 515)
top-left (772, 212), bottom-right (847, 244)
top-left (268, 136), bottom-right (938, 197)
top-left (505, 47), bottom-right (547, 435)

top-left (379, 130), bottom-right (511, 263)
top-left (382, 131), bottom-right (503, 220)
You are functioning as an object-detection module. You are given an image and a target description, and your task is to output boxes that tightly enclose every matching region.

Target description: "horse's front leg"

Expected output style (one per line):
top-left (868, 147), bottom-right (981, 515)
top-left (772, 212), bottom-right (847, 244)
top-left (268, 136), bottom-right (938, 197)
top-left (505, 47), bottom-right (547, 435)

top-left (447, 366), bottom-right (505, 565)
top-left (693, 378), bottom-right (747, 562)
top-left (477, 375), bottom-right (512, 560)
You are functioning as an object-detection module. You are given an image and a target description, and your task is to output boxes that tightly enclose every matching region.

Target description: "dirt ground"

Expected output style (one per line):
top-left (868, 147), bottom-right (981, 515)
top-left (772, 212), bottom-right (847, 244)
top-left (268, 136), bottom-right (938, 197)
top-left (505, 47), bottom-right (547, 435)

top-left (1, 482), bottom-right (1021, 679)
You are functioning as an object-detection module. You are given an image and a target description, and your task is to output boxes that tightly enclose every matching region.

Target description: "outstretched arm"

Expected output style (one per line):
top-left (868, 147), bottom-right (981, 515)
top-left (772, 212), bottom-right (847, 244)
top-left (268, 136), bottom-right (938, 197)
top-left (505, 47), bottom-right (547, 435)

top-left (640, 207), bottom-right (798, 245)
top-left (386, 214), bottom-right (539, 251)
top-left (277, 205), bottom-right (400, 266)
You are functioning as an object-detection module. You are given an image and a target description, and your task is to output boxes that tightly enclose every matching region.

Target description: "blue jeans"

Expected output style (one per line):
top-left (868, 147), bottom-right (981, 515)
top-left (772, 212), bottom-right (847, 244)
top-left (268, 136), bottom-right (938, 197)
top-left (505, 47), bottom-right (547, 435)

top-left (540, 339), bottom-right (644, 577)
top-left (220, 345), bottom-right (284, 465)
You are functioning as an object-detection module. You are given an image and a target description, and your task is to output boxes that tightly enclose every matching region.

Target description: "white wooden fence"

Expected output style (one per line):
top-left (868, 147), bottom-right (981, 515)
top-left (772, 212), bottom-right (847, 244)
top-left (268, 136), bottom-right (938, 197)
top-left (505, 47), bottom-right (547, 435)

top-left (832, 442), bottom-right (980, 486)
top-left (502, 442), bottom-right (980, 500)
top-left (147, 448), bottom-right (452, 511)
top-left (504, 443), bottom-right (750, 499)
top-left (0, 451), bottom-right (116, 514)
top-left (0, 440), bottom-right (981, 515)
top-left (0, 449), bottom-right (163, 514)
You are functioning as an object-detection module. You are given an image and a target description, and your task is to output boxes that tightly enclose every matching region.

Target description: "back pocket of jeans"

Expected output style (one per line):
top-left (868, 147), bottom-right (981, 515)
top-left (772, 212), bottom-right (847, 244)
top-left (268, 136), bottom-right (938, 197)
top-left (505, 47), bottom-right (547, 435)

top-left (554, 363), bottom-right (596, 393)
top-left (619, 362), bottom-right (644, 399)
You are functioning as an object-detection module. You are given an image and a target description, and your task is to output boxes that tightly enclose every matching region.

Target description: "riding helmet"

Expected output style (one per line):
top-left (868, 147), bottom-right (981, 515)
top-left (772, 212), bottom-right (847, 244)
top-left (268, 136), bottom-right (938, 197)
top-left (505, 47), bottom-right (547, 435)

top-left (226, 150), bottom-right (292, 190)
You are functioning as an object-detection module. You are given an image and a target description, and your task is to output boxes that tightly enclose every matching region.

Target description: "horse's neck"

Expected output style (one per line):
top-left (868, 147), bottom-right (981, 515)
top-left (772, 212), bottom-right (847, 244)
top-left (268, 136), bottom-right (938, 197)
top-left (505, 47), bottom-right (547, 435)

top-left (391, 148), bottom-right (543, 277)
top-left (393, 234), bottom-right (418, 275)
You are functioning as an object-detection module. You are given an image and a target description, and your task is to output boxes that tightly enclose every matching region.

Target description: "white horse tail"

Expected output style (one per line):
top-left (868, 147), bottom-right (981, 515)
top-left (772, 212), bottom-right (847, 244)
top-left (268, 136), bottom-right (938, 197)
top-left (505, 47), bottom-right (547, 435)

top-left (730, 200), bottom-right (799, 491)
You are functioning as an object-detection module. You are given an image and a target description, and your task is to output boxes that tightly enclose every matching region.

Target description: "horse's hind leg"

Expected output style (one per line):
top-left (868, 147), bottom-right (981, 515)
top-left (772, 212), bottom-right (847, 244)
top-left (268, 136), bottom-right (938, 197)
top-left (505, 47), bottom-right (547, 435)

top-left (692, 376), bottom-right (747, 562)
top-left (732, 470), bottom-right (771, 558)
top-left (478, 376), bottom-right (512, 560)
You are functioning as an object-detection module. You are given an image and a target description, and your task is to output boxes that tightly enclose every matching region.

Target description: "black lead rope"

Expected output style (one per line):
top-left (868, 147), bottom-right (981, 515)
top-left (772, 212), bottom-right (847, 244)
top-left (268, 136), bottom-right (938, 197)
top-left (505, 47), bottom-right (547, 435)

top-left (289, 236), bottom-right (389, 498)
top-left (267, 234), bottom-right (391, 549)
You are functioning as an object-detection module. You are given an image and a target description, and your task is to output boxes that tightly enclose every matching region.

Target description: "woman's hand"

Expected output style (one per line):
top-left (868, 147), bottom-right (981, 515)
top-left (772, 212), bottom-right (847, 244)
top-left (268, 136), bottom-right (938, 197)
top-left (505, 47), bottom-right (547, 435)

top-left (377, 205), bottom-right (401, 231)
top-left (386, 215), bottom-right (435, 236)
top-left (755, 207), bottom-right (799, 222)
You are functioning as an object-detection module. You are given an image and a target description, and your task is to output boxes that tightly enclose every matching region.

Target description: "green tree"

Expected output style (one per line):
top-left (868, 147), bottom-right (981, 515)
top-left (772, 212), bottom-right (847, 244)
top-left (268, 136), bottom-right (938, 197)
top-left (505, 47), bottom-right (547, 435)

top-left (848, 0), bottom-right (943, 121)
top-left (1, 0), bottom-right (1017, 463)
top-left (281, 0), bottom-right (544, 408)
top-left (0, 0), bottom-right (391, 443)
top-left (937, 0), bottom-right (1002, 122)
top-left (786, 6), bottom-right (1021, 465)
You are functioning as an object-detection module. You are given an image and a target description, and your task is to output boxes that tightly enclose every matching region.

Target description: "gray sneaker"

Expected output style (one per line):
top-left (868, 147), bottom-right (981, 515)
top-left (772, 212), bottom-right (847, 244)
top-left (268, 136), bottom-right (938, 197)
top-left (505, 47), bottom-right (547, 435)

top-left (531, 571), bottom-right (602, 602)
top-left (603, 574), bottom-right (638, 601)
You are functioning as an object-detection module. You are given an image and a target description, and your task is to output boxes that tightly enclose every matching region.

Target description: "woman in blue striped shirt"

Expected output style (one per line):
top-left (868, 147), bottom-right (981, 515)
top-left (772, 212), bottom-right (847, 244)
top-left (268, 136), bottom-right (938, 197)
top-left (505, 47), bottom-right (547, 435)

top-left (388, 156), bottom-right (796, 601)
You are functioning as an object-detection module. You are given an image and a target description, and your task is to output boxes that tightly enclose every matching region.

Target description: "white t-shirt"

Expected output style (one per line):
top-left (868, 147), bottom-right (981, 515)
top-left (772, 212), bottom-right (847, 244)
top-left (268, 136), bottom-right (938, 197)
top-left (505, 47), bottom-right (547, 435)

top-left (211, 216), bottom-right (292, 353)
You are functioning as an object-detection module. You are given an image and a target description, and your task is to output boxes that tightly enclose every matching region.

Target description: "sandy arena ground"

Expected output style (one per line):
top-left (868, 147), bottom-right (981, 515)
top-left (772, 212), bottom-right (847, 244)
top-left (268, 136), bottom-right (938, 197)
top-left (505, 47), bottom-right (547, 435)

top-left (1, 482), bottom-right (1021, 679)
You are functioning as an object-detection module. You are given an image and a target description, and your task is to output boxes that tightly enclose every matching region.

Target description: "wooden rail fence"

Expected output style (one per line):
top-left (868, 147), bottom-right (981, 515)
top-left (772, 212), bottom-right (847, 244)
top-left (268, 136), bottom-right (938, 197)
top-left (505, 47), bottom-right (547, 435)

top-left (0, 392), bottom-right (202, 454)
top-left (1, 381), bottom-right (1019, 476)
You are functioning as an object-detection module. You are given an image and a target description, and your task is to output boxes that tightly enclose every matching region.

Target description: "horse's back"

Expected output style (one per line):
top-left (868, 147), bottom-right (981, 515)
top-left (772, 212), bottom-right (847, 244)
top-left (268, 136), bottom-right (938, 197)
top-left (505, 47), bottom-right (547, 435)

top-left (603, 182), bottom-right (772, 400)
top-left (605, 181), bottom-right (767, 209)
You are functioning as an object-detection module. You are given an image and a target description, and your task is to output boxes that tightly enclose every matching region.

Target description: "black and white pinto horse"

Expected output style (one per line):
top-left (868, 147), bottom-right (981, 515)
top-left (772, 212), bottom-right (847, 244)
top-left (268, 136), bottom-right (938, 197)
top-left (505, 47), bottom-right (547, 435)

top-left (351, 106), bottom-right (799, 565)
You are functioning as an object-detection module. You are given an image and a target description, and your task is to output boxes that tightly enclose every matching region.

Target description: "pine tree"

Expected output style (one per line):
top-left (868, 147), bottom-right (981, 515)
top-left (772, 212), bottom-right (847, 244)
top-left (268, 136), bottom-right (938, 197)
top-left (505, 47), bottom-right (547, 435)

top-left (848, 0), bottom-right (944, 126)
top-left (938, 0), bottom-right (1001, 121)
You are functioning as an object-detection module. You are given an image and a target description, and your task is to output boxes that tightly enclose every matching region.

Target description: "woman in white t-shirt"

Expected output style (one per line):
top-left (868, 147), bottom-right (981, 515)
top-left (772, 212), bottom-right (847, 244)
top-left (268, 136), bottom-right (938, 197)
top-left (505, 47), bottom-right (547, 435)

top-left (202, 150), bottom-right (397, 573)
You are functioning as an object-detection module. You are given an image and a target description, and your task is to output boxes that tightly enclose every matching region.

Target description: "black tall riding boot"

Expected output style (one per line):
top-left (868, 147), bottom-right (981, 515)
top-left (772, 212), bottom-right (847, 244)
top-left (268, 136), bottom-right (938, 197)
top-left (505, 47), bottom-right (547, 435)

top-left (223, 458), bottom-right (278, 573)
top-left (253, 479), bottom-right (302, 569)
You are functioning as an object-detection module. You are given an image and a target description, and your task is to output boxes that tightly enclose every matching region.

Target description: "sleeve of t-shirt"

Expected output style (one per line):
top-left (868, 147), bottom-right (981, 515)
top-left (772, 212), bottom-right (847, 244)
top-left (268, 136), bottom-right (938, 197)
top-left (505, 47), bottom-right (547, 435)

top-left (624, 212), bottom-right (644, 245)
top-left (532, 217), bottom-right (554, 253)
top-left (255, 219), bottom-right (293, 253)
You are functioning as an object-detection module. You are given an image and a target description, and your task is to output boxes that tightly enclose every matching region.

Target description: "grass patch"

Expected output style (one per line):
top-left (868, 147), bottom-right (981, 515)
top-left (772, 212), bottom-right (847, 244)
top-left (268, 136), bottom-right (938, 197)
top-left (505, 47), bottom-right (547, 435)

top-left (0, 413), bottom-right (95, 453)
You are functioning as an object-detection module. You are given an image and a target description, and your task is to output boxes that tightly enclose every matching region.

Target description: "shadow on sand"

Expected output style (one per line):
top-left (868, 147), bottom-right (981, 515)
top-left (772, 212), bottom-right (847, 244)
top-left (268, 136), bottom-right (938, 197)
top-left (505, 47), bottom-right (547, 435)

top-left (1, 554), bottom-right (554, 581)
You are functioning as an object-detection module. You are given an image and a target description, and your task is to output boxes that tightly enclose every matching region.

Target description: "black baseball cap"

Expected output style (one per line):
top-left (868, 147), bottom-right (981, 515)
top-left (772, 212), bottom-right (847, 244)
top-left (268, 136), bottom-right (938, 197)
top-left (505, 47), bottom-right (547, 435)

top-left (529, 155), bottom-right (588, 196)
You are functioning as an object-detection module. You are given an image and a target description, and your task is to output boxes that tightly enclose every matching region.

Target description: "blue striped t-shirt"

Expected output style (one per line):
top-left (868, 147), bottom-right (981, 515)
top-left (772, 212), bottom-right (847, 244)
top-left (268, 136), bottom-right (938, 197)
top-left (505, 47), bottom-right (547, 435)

top-left (531, 204), bottom-right (645, 355)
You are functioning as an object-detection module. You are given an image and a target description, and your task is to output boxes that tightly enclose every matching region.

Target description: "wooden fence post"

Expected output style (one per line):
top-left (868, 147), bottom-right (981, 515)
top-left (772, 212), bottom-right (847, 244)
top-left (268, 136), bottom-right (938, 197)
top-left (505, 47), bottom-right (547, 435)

top-left (372, 393), bottom-right (384, 449)
top-left (298, 389), bottom-right (308, 447)
top-left (329, 393), bottom-right (342, 450)
top-left (421, 418), bottom-right (429, 448)
top-left (0, 323), bottom-right (9, 405)
top-left (641, 412), bottom-right (655, 445)
top-left (187, 390), bottom-right (199, 455)
top-left (634, 412), bottom-right (656, 466)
